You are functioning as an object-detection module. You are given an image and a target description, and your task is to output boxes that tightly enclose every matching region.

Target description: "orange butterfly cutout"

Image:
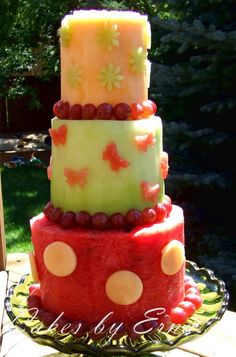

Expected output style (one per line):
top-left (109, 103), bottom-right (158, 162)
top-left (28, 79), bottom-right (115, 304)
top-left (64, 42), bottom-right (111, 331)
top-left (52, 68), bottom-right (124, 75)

top-left (134, 132), bottom-right (156, 152)
top-left (141, 181), bottom-right (160, 202)
top-left (64, 167), bottom-right (88, 187)
top-left (49, 125), bottom-right (67, 146)
top-left (160, 152), bottom-right (169, 179)
top-left (103, 142), bottom-right (131, 171)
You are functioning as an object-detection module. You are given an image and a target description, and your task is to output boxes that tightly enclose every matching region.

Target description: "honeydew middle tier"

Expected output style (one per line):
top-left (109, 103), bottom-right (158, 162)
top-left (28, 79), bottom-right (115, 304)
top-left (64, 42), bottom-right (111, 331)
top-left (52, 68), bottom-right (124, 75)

top-left (50, 117), bottom-right (165, 215)
top-left (60, 10), bottom-right (151, 106)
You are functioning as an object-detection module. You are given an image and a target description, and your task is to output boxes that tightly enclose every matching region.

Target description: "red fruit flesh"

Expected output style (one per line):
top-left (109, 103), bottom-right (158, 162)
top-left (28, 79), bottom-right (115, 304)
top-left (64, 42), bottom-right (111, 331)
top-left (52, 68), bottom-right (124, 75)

top-left (31, 205), bottom-right (185, 325)
top-left (97, 103), bottom-right (113, 119)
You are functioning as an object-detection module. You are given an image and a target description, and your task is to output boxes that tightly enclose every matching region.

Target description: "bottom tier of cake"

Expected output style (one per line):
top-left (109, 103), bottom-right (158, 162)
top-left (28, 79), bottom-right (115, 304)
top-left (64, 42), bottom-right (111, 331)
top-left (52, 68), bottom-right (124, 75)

top-left (30, 205), bottom-right (185, 326)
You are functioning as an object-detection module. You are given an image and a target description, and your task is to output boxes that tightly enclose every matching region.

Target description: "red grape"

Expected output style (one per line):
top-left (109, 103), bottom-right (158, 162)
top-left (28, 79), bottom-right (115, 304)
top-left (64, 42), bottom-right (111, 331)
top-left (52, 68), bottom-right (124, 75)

top-left (50, 207), bottom-right (63, 223)
top-left (53, 100), bottom-right (70, 119)
top-left (110, 213), bottom-right (125, 229)
top-left (178, 301), bottom-right (196, 318)
top-left (163, 195), bottom-right (172, 216)
top-left (170, 307), bottom-right (187, 325)
top-left (127, 322), bottom-right (144, 339)
top-left (141, 207), bottom-right (157, 224)
top-left (43, 202), bottom-right (53, 218)
top-left (27, 295), bottom-right (42, 310)
top-left (142, 100), bottom-right (154, 118)
top-left (75, 211), bottom-right (91, 227)
top-left (184, 293), bottom-right (202, 309)
top-left (97, 103), bottom-right (113, 119)
top-left (184, 280), bottom-right (198, 291)
top-left (70, 320), bottom-right (88, 338)
top-left (82, 103), bottom-right (97, 119)
top-left (41, 311), bottom-right (57, 327)
top-left (69, 104), bottom-right (82, 119)
top-left (185, 287), bottom-right (201, 295)
top-left (92, 212), bottom-right (109, 229)
top-left (130, 103), bottom-right (143, 119)
top-left (114, 103), bottom-right (131, 120)
top-left (150, 100), bottom-right (157, 114)
top-left (126, 209), bottom-right (142, 226)
top-left (154, 203), bottom-right (167, 222)
top-left (60, 211), bottom-right (75, 228)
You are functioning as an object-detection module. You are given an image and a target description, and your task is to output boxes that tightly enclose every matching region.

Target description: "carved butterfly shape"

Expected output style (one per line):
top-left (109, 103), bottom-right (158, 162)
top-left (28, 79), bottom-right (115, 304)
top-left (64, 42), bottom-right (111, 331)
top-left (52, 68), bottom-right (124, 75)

top-left (49, 125), bottom-right (67, 146)
top-left (103, 142), bottom-right (131, 171)
top-left (64, 167), bottom-right (88, 187)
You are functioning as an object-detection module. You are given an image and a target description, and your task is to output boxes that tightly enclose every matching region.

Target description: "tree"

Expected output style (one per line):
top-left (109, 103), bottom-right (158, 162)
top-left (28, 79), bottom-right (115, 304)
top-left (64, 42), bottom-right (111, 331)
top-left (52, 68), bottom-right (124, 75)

top-left (150, 0), bottom-right (236, 308)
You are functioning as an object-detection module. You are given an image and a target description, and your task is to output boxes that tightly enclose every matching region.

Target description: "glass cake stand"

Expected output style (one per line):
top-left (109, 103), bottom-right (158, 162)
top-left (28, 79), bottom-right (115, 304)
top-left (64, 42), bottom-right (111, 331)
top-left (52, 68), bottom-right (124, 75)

top-left (5, 261), bottom-right (229, 357)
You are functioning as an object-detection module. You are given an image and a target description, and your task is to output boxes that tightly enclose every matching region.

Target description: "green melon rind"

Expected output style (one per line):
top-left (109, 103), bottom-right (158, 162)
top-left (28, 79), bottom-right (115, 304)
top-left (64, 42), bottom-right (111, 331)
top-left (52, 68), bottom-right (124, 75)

top-left (50, 117), bottom-right (164, 214)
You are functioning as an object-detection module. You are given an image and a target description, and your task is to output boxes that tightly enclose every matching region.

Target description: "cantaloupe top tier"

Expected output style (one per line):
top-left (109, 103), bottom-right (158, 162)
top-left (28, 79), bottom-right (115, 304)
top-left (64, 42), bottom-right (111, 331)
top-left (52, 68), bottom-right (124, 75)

top-left (60, 10), bottom-right (150, 106)
top-left (28, 10), bottom-right (203, 337)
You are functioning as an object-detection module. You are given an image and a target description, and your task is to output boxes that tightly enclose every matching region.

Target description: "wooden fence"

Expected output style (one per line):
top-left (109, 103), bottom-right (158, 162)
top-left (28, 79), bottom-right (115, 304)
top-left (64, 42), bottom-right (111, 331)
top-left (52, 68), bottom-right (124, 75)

top-left (0, 77), bottom-right (60, 134)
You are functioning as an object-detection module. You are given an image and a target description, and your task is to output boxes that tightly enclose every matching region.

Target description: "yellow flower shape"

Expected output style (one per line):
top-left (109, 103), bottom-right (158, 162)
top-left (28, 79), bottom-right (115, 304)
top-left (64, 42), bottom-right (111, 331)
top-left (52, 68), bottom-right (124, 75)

top-left (59, 24), bottom-right (71, 47)
top-left (130, 47), bottom-right (147, 74)
top-left (98, 63), bottom-right (124, 91)
top-left (97, 23), bottom-right (120, 50)
top-left (67, 63), bottom-right (83, 89)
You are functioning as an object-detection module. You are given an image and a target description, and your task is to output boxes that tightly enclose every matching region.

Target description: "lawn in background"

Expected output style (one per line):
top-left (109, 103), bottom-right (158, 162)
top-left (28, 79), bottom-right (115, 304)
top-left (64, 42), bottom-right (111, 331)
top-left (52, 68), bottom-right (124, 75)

top-left (1, 165), bottom-right (49, 253)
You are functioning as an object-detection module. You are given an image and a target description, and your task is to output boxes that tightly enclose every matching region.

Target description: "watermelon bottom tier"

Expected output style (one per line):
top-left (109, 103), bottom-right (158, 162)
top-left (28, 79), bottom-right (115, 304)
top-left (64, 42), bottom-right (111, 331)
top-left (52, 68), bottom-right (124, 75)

top-left (30, 205), bottom-right (185, 326)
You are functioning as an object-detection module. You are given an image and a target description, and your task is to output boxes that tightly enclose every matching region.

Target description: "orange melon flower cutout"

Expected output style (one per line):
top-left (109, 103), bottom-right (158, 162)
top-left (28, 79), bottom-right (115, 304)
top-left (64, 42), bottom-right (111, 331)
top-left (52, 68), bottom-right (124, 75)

top-left (103, 142), bottom-right (131, 171)
top-left (134, 132), bottom-right (156, 152)
top-left (64, 167), bottom-right (89, 187)
top-left (49, 125), bottom-right (67, 146)
top-left (160, 152), bottom-right (169, 179)
top-left (141, 181), bottom-right (160, 203)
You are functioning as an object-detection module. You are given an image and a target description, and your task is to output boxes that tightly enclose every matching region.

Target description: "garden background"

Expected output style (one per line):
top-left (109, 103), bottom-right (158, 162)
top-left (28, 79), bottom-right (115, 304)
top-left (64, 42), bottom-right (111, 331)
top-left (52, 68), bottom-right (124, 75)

top-left (0, 0), bottom-right (235, 310)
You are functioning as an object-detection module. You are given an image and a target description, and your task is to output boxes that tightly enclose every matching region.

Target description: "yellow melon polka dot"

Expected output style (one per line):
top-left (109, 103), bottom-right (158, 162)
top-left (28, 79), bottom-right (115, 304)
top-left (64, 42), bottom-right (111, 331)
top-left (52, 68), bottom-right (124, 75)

top-left (43, 241), bottom-right (77, 277)
top-left (161, 240), bottom-right (185, 275)
top-left (28, 251), bottom-right (39, 283)
top-left (105, 270), bottom-right (143, 305)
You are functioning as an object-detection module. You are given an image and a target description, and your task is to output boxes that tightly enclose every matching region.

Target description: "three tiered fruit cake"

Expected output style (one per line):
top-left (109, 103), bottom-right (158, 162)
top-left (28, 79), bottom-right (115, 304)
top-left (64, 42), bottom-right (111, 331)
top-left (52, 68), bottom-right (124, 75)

top-left (28, 10), bottom-right (202, 338)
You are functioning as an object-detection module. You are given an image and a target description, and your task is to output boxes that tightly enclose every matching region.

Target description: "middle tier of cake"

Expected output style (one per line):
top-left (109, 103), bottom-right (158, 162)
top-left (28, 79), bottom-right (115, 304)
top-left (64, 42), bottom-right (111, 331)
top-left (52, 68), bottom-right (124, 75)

top-left (49, 117), bottom-right (167, 215)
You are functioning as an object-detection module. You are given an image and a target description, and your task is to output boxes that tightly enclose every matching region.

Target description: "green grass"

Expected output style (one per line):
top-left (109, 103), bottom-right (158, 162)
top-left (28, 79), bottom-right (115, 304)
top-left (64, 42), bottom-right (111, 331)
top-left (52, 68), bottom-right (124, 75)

top-left (1, 165), bottom-right (50, 253)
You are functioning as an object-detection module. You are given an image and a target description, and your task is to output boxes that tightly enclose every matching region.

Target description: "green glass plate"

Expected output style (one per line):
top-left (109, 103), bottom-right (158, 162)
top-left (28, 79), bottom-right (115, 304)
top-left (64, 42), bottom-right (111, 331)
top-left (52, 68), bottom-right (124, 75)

top-left (5, 261), bottom-right (229, 356)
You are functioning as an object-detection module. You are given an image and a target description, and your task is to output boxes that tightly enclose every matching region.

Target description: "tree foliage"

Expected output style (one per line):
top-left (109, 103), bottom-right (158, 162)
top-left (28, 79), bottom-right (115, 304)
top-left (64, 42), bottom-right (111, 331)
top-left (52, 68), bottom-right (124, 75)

top-left (150, 0), bottom-right (236, 307)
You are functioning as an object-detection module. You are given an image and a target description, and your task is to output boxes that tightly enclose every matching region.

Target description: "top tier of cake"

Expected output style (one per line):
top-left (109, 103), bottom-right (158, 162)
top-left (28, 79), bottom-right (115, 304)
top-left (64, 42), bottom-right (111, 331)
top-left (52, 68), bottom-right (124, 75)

top-left (60, 10), bottom-right (151, 106)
